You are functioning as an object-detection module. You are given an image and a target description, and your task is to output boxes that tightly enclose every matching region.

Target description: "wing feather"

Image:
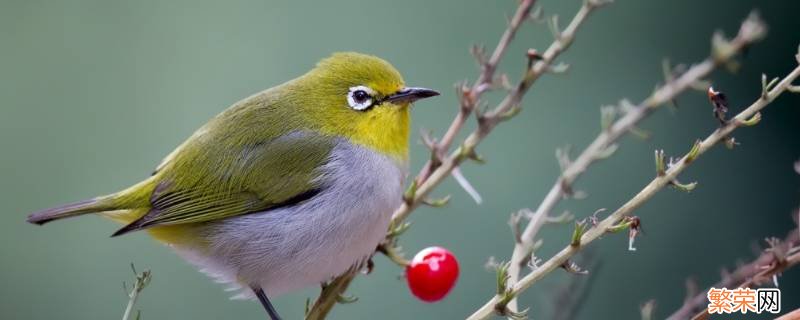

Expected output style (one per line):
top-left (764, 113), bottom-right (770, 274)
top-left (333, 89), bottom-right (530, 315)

top-left (112, 129), bottom-right (334, 236)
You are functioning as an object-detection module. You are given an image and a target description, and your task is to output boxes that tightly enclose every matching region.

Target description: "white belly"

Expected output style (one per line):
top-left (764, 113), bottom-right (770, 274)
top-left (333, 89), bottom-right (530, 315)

top-left (171, 139), bottom-right (406, 298)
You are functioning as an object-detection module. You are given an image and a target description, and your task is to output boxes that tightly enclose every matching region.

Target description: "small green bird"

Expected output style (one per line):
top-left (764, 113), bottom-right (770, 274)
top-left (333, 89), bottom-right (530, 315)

top-left (27, 52), bottom-right (438, 320)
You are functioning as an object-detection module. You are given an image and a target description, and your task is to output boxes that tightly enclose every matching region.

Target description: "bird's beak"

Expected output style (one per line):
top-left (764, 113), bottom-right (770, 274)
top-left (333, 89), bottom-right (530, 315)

top-left (383, 87), bottom-right (440, 104)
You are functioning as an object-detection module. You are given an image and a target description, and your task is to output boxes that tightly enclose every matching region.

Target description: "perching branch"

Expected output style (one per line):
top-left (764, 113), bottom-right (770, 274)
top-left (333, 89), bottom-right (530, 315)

top-left (304, 0), bottom-right (606, 318)
top-left (503, 11), bottom-right (767, 313)
top-left (304, 272), bottom-right (357, 320)
top-left (467, 54), bottom-right (800, 320)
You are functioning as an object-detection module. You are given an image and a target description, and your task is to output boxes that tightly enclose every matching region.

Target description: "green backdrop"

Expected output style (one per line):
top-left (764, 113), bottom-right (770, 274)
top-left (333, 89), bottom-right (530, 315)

top-left (1, 0), bottom-right (798, 319)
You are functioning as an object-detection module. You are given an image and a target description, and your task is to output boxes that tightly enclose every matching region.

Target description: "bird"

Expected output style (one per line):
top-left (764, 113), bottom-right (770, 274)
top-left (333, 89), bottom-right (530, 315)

top-left (26, 52), bottom-right (439, 320)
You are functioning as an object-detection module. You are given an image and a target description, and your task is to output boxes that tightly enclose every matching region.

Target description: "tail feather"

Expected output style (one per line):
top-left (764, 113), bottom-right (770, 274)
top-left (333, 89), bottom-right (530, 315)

top-left (27, 196), bottom-right (117, 225)
top-left (27, 176), bottom-right (157, 226)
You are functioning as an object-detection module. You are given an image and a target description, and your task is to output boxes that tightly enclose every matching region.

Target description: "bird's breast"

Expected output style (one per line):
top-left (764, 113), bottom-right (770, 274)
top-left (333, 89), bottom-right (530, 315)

top-left (174, 137), bottom-right (407, 298)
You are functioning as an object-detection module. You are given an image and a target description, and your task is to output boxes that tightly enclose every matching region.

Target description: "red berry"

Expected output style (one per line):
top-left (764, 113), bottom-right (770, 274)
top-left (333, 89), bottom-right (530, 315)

top-left (405, 246), bottom-right (459, 302)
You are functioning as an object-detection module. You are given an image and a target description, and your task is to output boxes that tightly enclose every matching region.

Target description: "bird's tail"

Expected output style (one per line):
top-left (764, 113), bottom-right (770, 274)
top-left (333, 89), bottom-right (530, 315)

top-left (26, 196), bottom-right (119, 225)
top-left (26, 179), bottom-right (155, 225)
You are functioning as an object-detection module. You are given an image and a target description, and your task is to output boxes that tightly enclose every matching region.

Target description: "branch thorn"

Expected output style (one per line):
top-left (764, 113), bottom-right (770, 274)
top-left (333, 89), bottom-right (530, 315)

top-left (594, 143), bottom-right (618, 160)
top-left (470, 44), bottom-right (488, 69)
top-left (629, 126), bottom-right (651, 140)
top-left (761, 73), bottom-right (779, 99)
top-left (499, 104), bottom-right (522, 121)
top-left (655, 149), bottom-right (666, 176)
top-left (529, 6), bottom-right (544, 23)
top-left (601, 105), bottom-right (617, 131)
top-left (556, 145), bottom-right (573, 172)
top-left (548, 15), bottom-right (562, 41)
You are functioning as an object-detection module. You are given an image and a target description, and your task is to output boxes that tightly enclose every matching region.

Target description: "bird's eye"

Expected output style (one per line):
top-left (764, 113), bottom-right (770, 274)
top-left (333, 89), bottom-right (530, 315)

top-left (353, 90), bottom-right (369, 103)
top-left (347, 85), bottom-right (376, 111)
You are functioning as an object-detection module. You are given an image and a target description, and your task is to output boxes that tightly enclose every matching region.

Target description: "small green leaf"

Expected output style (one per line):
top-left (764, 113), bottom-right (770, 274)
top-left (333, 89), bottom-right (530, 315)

top-left (761, 74), bottom-right (779, 99)
top-left (336, 293), bottom-right (358, 304)
top-left (570, 220), bottom-right (588, 247)
top-left (402, 180), bottom-right (418, 204)
top-left (422, 195), bottom-right (451, 207)
top-left (495, 261), bottom-right (510, 295)
top-left (737, 112), bottom-right (761, 127)
top-left (670, 180), bottom-right (698, 192)
top-left (685, 140), bottom-right (702, 163)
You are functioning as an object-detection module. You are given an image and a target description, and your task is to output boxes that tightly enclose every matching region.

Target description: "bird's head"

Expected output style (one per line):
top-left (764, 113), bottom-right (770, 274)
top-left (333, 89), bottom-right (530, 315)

top-left (291, 52), bottom-right (438, 161)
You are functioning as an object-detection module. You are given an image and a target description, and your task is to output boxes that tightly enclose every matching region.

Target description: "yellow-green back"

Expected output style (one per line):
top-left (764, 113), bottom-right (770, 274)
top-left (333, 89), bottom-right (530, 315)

top-left (28, 52), bottom-right (419, 241)
top-left (115, 52), bottom-right (414, 232)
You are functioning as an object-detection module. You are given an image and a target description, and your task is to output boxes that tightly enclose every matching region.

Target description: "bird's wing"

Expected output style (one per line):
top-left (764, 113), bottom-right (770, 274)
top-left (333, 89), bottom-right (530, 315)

top-left (112, 130), bottom-right (335, 236)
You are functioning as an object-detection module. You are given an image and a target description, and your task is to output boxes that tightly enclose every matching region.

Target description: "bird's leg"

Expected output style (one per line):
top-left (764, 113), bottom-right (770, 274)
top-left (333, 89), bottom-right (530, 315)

top-left (252, 286), bottom-right (282, 320)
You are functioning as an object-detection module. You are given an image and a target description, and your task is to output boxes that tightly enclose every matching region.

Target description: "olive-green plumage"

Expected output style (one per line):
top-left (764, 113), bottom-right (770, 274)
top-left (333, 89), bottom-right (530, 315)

top-left (26, 52), bottom-right (439, 315)
top-left (27, 52), bottom-right (427, 233)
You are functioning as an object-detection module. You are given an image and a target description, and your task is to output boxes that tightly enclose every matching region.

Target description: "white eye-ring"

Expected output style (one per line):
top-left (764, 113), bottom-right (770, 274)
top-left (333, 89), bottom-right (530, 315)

top-left (347, 85), bottom-right (376, 111)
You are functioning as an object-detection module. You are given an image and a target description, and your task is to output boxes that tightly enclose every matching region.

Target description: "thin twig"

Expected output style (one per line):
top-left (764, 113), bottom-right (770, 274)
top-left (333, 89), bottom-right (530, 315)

top-left (304, 1), bottom-right (602, 318)
top-left (304, 272), bottom-right (357, 320)
top-left (467, 59), bottom-right (800, 320)
top-left (415, 0), bottom-right (537, 184)
top-left (122, 264), bottom-right (151, 320)
top-left (504, 12), bottom-right (766, 312)
top-left (393, 0), bottom-right (608, 227)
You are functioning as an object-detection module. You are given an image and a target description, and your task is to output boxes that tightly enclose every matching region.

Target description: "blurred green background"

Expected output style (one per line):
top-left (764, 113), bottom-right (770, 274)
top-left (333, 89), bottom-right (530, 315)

top-left (1, 0), bottom-right (799, 319)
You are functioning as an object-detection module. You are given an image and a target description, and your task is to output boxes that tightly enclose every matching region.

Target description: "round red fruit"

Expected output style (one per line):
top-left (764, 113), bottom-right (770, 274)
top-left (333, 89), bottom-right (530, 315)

top-left (405, 246), bottom-right (459, 302)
